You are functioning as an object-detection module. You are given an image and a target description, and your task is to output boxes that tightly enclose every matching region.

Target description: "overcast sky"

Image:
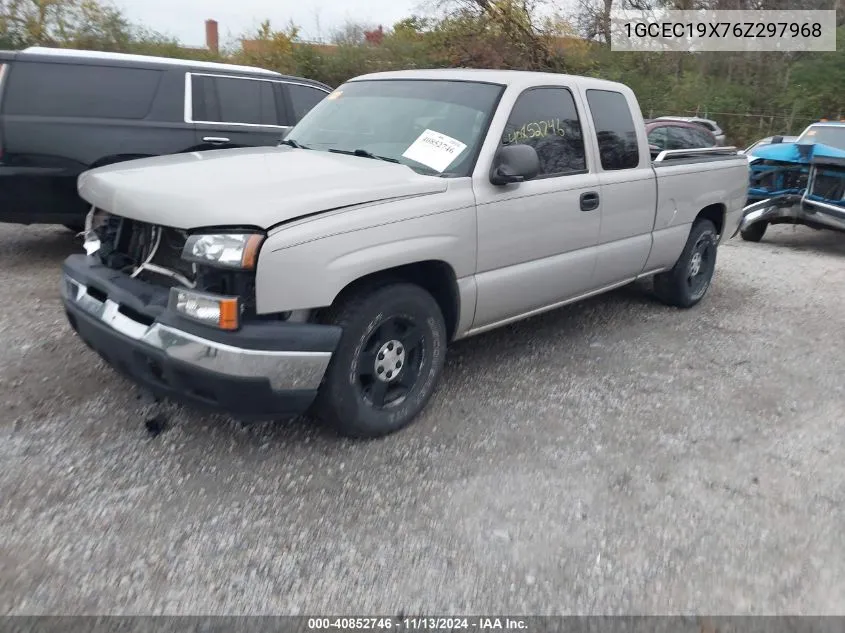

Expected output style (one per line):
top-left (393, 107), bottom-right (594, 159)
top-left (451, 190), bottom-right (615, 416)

top-left (112, 0), bottom-right (430, 46)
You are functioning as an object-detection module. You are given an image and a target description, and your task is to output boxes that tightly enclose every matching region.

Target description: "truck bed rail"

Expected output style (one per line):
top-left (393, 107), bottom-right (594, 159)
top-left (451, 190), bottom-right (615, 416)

top-left (653, 147), bottom-right (740, 163)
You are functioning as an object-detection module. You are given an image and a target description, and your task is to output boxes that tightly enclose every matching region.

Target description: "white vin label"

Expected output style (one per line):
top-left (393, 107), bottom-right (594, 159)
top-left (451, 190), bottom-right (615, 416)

top-left (402, 129), bottom-right (467, 173)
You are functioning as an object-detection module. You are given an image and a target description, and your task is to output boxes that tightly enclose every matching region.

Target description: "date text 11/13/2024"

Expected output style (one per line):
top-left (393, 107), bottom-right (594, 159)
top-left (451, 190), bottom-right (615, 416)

top-left (307, 617), bottom-right (529, 630)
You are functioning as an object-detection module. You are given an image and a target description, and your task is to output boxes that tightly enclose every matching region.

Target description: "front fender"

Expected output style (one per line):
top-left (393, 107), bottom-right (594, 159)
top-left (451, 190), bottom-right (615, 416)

top-left (255, 188), bottom-right (477, 314)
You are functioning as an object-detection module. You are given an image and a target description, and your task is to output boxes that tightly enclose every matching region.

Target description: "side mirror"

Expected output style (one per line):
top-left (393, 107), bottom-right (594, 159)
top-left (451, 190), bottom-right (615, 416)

top-left (490, 144), bottom-right (540, 186)
top-left (771, 135), bottom-right (784, 144)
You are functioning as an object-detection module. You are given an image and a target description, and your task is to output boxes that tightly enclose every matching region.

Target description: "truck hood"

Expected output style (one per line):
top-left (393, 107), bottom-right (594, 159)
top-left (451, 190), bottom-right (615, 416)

top-left (77, 146), bottom-right (448, 230)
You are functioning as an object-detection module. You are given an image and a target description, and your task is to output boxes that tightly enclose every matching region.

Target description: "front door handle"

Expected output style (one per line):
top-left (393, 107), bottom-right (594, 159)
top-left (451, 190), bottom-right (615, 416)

top-left (580, 191), bottom-right (600, 212)
top-left (202, 136), bottom-right (230, 144)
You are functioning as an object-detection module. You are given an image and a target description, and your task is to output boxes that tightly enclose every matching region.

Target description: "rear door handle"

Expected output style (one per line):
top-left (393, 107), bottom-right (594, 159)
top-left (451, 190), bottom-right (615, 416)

top-left (580, 191), bottom-right (600, 212)
top-left (202, 136), bottom-right (230, 144)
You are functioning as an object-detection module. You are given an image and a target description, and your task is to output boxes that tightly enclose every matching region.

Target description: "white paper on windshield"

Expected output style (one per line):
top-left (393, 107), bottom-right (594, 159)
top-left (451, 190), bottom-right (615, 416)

top-left (402, 129), bottom-right (467, 173)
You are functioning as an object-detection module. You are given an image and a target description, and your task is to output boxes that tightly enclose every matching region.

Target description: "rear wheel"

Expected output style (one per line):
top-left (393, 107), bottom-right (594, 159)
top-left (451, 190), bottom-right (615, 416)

top-left (653, 219), bottom-right (718, 308)
top-left (740, 221), bottom-right (768, 242)
top-left (313, 282), bottom-right (447, 438)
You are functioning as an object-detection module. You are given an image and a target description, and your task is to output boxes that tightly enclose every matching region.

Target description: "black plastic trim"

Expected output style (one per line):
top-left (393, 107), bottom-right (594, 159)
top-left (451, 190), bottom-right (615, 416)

top-left (64, 300), bottom-right (317, 421)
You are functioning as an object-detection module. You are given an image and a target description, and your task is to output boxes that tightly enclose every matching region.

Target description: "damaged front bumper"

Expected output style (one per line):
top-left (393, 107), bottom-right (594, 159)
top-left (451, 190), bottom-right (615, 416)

top-left (734, 195), bottom-right (845, 237)
top-left (60, 254), bottom-right (341, 420)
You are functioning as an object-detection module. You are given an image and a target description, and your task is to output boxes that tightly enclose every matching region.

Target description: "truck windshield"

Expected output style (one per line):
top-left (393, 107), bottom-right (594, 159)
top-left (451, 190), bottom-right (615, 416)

top-left (797, 125), bottom-right (845, 150)
top-left (284, 79), bottom-right (504, 177)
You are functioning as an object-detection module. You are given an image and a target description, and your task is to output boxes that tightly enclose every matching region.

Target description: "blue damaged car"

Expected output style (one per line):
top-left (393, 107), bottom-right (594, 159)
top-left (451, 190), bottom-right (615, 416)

top-left (737, 120), bottom-right (845, 242)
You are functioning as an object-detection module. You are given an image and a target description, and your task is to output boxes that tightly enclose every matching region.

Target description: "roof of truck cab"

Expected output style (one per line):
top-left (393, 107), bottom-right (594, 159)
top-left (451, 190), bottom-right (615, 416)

top-left (348, 68), bottom-right (632, 92)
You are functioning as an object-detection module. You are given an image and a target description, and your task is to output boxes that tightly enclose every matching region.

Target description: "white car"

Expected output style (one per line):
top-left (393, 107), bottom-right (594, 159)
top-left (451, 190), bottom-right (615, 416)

top-left (652, 116), bottom-right (726, 146)
top-left (742, 135), bottom-right (799, 163)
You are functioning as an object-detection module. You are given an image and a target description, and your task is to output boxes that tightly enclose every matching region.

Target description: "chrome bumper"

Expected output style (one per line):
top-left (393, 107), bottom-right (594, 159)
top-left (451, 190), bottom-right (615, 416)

top-left (61, 274), bottom-right (332, 391)
top-left (735, 195), bottom-right (845, 236)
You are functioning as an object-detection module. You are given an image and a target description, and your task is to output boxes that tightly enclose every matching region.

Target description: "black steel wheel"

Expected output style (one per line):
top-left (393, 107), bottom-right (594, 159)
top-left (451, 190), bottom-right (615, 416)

top-left (653, 219), bottom-right (718, 308)
top-left (313, 282), bottom-right (447, 438)
top-left (356, 315), bottom-right (425, 410)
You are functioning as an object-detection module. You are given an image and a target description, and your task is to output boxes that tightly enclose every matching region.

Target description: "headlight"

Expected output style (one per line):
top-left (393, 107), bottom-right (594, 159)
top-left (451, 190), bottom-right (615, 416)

top-left (182, 232), bottom-right (265, 270)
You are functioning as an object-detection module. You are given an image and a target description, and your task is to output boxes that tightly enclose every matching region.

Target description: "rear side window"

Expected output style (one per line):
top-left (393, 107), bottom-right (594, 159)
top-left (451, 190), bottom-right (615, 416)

top-left (664, 125), bottom-right (712, 150)
top-left (3, 62), bottom-right (161, 119)
top-left (586, 89), bottom-right (640, 170)
top-left (191, 74), bottom-right (279, 126)
top-left (501, 86), bottom-right (586, 177)
top-left (690, 127), bottom-right (715, 146)
top-left (288, 84), bottom-right (328, 121)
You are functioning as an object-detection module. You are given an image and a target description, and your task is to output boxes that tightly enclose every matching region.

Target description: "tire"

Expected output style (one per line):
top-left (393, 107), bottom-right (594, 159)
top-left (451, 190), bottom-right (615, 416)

top-left (740, 221), bottom-right (767, 242)
top-left (313, 282), bottom-right (448, 439)
top-left (653, 219), bottom-right (718, 309)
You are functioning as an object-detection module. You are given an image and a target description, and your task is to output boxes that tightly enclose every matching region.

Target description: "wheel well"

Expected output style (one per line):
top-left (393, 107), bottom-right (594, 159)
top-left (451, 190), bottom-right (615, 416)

top-left (326, 261), bottom-right (461, 341)
top-left (696, 203), bottom-right (725, 237)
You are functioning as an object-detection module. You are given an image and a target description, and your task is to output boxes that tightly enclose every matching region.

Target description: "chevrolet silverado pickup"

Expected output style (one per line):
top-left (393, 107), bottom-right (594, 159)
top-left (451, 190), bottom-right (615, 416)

top-left (60, 69), bottom-right (749, 438)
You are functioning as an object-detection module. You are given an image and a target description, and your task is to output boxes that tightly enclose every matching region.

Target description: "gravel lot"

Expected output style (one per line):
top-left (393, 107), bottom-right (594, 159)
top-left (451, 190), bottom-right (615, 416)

top-left (1, 222), bottom-right (844, 615)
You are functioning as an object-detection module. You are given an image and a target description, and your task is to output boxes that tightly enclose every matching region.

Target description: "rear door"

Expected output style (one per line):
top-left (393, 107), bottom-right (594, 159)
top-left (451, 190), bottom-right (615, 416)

top-left (584, 88), bottom-right (658, 287)
top-left (188, 72), bottom-right (291, 150)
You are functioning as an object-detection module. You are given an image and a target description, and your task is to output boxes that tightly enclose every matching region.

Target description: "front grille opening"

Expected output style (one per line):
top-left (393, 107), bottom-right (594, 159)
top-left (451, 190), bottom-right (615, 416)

top-left (118, 304), bottom-right (155, 327)
top-left (94, 214), bottom-right (195, 286)
top-left (86, 286), bottom-right (108, 303)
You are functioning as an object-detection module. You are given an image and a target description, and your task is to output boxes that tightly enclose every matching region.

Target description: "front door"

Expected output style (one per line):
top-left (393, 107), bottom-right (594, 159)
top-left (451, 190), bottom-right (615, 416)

top-left (472, 85), bottom-right (601, 330)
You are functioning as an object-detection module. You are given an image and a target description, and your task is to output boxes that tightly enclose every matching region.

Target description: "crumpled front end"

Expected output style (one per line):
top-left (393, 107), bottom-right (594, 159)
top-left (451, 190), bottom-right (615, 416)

top-left (62, 207), bottom-right (343, 420)
top-left (738, 142), bottom-right (845, 235)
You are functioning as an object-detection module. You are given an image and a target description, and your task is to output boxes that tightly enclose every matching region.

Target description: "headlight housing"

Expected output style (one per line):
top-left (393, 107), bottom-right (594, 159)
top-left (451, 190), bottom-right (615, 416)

top-left (182, 232), bottom-right (265, 270)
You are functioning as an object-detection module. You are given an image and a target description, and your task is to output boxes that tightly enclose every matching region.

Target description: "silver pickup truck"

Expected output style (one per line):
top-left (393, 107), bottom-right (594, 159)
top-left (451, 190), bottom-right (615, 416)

top-left (61, 69), bottom-right (748, 438)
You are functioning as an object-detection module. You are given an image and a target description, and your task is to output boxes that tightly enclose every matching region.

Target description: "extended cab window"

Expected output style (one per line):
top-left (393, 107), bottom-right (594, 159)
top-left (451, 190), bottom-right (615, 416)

top-left (501, 87), bottom-right (586, 177)
top-left (288, 84), bottom-right (328, 120)
top-left (191, 74), bottom-right (279, 126)
top-left (3, 62), bottom-right (161, 119)
top-left (586, 89), bottom-right (639, 170)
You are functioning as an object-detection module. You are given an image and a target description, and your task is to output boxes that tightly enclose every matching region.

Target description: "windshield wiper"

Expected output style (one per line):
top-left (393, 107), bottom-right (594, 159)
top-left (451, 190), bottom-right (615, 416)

top-left (279, 139), bottom-right (309, 149)
top-left (328, 148), bottom-right (399, 164)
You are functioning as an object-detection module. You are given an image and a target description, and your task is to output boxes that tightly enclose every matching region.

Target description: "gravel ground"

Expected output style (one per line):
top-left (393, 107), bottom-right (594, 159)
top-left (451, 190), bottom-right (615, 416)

top-left (1, 222), bottom-right (844, 615)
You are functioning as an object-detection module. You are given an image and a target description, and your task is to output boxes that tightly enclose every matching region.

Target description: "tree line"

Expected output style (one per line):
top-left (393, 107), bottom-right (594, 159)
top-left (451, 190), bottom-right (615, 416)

top-left (2, 0), bottom-right (843, 146)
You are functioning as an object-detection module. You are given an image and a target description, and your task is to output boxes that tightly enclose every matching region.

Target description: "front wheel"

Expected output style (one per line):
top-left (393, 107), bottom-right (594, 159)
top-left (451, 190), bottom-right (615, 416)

top-left (313, 282), bottom-right (447, 438)
top-left (653, 219), bottom-right (718, 309)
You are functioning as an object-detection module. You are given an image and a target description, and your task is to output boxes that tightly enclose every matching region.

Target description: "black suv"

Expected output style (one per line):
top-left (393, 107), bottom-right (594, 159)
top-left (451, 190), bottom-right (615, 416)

top-left (0, 47), bottom-right (331, 229)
